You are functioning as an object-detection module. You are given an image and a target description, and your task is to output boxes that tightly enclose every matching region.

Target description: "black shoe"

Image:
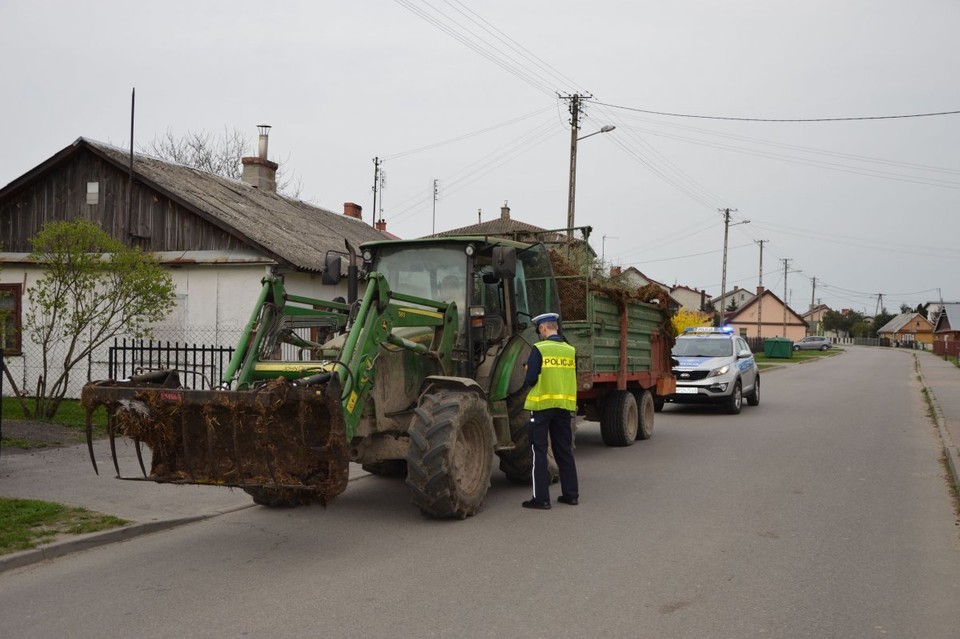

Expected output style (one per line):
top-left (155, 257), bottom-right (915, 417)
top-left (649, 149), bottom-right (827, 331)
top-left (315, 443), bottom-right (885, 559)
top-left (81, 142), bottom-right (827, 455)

top-left (557, 495), bottom-right (579, 506)
top-left (522, 499), bottom-right (551, 510)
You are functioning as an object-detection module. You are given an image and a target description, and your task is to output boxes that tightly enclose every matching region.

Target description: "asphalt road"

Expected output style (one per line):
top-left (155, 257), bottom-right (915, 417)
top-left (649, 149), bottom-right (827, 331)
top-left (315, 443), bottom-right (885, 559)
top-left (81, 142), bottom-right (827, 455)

top-left (1, 347), bottom-right (958, 638)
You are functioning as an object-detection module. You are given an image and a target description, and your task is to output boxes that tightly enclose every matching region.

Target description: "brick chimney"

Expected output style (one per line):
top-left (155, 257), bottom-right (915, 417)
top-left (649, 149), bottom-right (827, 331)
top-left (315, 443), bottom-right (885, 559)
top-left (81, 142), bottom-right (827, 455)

top-left (501, 202), bottom-right (511, 219)
top-left (610, 265), bottom-right (622, 277)
top-left (241, 125), bottom-right (279, 192)
top-left (375, 219), bottom-right (387, 232)
top-left (343, 202), bottom-right (363, 220)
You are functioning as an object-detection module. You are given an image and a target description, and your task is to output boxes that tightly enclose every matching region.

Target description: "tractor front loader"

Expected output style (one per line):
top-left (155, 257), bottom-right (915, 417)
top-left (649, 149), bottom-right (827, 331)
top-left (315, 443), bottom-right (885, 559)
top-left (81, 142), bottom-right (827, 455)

top-left (82, 271), bottom-right (471, 513)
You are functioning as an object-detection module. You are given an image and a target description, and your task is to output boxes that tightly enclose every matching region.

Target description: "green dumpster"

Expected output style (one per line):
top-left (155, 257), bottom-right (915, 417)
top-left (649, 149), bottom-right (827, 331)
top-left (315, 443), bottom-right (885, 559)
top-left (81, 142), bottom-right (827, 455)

top-left (763, 337), bottom-right (794, 358)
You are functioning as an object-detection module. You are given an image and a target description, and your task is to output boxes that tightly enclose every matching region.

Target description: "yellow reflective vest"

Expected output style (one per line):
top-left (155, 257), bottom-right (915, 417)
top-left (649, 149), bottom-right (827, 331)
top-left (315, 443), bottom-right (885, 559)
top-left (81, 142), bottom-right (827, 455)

top-left (524, 339), bottom-right (577, 411)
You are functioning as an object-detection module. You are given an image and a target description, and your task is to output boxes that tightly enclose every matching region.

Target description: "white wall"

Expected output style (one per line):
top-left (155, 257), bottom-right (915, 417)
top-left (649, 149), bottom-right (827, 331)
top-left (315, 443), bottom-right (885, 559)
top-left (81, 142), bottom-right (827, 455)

top-left (1, 260), bottom-right (355, 399)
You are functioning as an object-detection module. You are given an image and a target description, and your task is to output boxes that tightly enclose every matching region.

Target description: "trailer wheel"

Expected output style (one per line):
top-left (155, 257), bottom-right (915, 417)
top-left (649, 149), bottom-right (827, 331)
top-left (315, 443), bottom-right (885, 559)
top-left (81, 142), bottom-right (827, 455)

top-left (635, 390), bottom-right (655, 440)
top-left (405, 391), bottom-right (494, 519)
top-left (601, 390), bottom-right (638, 446)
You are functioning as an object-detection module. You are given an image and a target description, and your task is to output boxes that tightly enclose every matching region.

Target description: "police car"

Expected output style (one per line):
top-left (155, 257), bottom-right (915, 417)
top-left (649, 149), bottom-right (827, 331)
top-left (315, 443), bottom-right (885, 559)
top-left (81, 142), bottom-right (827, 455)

top-left (666, 326), bottom-right (759, 414)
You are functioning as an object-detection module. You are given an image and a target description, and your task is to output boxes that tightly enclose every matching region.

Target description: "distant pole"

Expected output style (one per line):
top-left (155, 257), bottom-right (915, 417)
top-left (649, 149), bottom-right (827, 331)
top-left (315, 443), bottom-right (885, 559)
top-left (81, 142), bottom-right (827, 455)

top-left (432, 179), bottom-right (439, 235)
top-left (810, 276), bottom-right (816, 311)
top-left (566, 94), bottom-right (581, 248)
top-left (782, 258), bottom-right (792, 336)
top-left (602, 234), bottom-right (618, 267)
top-left (719, 208), bottom-right (739, 321)
top-left (371, 157), bottom-right (380, 227)
top-left (755, 239), bottom-right (767, 338)
top-left (127, 87), bottom-right (135, 238)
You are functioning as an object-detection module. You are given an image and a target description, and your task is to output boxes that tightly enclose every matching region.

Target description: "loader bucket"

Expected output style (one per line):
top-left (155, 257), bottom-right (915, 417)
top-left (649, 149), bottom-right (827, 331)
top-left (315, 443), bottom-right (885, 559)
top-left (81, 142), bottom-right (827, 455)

top-left (81, 375), bottom-right (350, 505)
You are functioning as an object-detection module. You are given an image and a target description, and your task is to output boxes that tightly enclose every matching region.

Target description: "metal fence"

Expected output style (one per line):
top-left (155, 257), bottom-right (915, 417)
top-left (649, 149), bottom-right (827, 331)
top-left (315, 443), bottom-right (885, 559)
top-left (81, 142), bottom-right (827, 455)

top-left (107, 338), bottom-right (236, 390)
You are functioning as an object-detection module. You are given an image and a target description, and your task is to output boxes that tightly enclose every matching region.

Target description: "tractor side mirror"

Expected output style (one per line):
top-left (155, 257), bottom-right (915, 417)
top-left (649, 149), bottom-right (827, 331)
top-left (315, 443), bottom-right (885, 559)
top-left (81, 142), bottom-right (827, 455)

top-left (322, 253), bottom-right (342, 285)
top-left (492, 246), bottom-right (516, 279)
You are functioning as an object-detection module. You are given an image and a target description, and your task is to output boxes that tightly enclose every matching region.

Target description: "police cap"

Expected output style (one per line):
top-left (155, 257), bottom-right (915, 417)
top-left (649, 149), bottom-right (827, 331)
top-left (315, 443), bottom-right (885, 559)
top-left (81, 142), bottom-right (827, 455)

top-left (531, 312), bottom-right (560, 326)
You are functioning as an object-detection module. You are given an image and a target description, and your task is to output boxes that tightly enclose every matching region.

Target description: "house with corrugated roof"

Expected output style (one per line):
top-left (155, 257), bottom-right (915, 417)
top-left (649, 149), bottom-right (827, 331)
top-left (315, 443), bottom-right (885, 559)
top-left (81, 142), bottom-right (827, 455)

top-left (876, 312), bottom-right (934, 349)
top-left (0, 132), bottom-right (388, 395)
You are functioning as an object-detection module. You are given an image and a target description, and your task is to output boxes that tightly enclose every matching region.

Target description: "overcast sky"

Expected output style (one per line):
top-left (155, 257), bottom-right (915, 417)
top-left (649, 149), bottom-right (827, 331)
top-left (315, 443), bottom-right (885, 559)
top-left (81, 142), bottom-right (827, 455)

top-left (2, 0), bottom-right (958, 314)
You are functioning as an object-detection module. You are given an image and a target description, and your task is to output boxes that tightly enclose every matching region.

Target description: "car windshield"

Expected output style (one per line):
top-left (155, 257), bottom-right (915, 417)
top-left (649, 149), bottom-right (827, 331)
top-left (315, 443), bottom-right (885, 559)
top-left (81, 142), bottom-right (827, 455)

top-left (673, 338), bottom-right (734, 358)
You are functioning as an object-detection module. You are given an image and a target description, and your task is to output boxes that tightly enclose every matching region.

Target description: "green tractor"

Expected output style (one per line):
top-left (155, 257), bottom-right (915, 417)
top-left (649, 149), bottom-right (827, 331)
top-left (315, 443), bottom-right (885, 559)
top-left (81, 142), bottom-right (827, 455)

top-left (83, 235), bottom-right (564, 518)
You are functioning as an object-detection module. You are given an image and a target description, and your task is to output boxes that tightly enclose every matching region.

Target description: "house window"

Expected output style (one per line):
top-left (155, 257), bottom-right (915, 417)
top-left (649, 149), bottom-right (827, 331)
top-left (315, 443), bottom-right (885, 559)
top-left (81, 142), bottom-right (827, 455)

top-left (86, 182), bottom-right (99, 205)
top-left (0, 283), bottom-right (22, 355)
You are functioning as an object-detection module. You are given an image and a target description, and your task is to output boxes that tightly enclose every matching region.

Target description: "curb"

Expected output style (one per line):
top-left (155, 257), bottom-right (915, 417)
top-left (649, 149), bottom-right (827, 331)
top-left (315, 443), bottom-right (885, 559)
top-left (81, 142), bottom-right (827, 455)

top-left (0, 503), bottom-right (254, 574)
top-left (0, 472), bottom-right (373, 574)
top-left (916, 361), bottom-right (960, 495)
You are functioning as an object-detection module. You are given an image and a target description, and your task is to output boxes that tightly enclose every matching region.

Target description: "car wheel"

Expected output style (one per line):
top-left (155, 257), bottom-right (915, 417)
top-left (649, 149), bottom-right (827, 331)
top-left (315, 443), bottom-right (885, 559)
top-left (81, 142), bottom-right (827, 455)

top-left (724, 379), bottom-right (742, 415)
top-left (792, 345), bottom-right (800, 351)
top-left (746, 375), bottom-right (760, 406)
top-left (820, 344), bottom-right (829, 351)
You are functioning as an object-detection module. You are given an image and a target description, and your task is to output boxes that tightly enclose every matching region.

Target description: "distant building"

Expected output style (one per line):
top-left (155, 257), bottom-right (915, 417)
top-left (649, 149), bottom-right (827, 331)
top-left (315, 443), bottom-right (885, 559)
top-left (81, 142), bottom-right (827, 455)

top-left (932, 303), bottom-right (960, 357)
top-left (669, 284), bottom-right (711, 312)
top-left (801, 304), bottom-right (831, 336)
top-left (711, 286), bottom-right (755, 313)
top-left (722, 287), bottom-right (807, 340)
top-left (876, 312), bottom-right (935, 349)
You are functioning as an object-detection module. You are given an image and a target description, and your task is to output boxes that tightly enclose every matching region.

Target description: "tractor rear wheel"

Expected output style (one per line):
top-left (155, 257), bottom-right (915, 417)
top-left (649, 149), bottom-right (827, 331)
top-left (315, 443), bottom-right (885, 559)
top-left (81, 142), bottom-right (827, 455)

top-left (496, 407), bottom-right (561, 485)
top-left (405, 391), bottom-right (494, 519)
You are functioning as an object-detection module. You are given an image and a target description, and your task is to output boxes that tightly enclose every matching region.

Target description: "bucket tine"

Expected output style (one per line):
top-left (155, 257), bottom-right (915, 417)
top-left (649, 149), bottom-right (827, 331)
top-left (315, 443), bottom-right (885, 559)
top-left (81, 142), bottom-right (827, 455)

top-left (134, 437), bottom-right (147, 477)
top-left (107, 412), bottom-right (121, 478)
top-left (85, 408), bottom-right (99, 476)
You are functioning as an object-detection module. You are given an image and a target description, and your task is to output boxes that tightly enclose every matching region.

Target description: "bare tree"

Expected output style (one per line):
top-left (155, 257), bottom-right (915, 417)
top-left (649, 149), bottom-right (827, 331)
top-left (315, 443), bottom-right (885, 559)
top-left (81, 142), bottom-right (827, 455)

top-left (143, 127), bottom-right (302, 198)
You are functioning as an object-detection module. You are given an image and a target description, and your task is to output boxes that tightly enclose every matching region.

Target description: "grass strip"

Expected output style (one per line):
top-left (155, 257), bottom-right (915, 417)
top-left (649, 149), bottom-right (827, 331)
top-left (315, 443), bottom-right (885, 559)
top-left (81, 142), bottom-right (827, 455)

top-left (0, 497), bottom-right (128, 555)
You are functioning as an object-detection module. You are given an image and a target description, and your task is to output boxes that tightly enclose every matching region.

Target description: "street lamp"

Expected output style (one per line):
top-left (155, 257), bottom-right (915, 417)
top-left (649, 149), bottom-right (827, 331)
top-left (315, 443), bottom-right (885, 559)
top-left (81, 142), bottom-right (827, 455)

top-left (719, 208), bottom-right (749, 320)
top-left (566, 123), bottom-right (615, 244)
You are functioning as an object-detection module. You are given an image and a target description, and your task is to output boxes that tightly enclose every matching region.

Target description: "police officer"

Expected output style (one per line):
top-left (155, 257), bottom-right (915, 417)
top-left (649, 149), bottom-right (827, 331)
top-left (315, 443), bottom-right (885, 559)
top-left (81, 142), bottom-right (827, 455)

top-left (522, 312), bottom-right (579, 510)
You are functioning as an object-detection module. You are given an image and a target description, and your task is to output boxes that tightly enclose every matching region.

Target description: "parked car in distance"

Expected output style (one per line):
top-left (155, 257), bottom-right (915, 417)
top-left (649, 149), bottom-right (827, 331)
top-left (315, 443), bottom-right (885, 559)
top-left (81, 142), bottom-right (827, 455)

top-left (794, 336), bottom-right (832, 351)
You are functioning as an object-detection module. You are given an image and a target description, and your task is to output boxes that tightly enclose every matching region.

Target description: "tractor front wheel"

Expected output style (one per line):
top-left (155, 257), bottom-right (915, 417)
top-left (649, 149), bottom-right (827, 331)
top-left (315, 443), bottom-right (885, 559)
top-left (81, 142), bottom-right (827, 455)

top-left (405, 391), bottom-right (494, 519)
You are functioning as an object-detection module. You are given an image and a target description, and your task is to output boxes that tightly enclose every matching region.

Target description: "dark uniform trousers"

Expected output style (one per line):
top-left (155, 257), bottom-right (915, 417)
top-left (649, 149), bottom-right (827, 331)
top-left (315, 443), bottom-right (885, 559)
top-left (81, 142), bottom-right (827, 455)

top-left (530, 407), bottom-right (579, 503)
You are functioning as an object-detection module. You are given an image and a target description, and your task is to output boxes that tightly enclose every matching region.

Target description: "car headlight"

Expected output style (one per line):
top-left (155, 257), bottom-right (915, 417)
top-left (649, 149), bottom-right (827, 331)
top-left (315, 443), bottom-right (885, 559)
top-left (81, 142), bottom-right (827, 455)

top-left (708, 364), bottom-right (730, 377)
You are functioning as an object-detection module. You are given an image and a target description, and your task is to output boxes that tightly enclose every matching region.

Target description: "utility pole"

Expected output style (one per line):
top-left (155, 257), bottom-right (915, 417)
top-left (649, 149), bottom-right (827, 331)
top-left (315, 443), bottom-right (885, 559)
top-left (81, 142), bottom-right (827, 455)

top-left (371, 157), bottom-right (381, 228)
top-left (719, 208), bottom-right (747, 320)
top-left (810, 276), bottom-right (817, 310)
top-left (431, 179), bottom-right (439, 235)
top-left (755, 239), bottom-right (767, 338)
top-left (565, 94), bottom-right (582, 247)
top-left (874, 293), bottom-right (884, 317)
top-left (602, 234), bottom-right (618, 268)
top-left (377, 169), bottom-right (387, 224)
top-left (782, 258), bottom-right (792, 337)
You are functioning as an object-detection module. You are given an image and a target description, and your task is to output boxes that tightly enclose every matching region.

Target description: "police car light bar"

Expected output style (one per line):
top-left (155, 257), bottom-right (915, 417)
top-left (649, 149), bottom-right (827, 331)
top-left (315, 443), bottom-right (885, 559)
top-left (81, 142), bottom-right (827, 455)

top-left (683, 326), bottom-right (736, 334)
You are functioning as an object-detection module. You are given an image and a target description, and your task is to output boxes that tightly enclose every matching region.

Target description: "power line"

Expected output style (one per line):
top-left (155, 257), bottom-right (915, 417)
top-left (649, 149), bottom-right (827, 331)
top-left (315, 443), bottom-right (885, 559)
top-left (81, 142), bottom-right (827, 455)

top-left (594, 101), bottom-right (960, 123)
